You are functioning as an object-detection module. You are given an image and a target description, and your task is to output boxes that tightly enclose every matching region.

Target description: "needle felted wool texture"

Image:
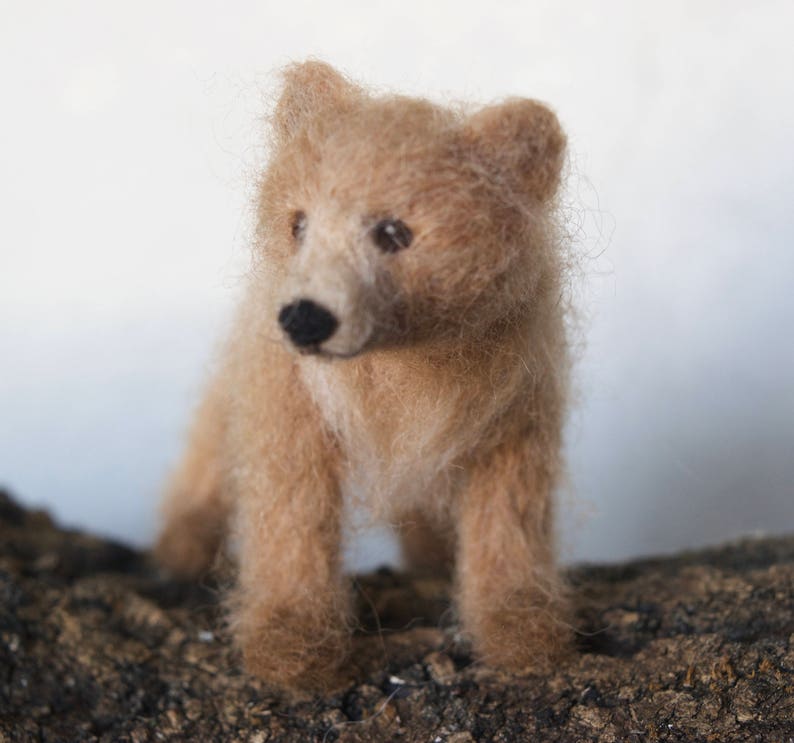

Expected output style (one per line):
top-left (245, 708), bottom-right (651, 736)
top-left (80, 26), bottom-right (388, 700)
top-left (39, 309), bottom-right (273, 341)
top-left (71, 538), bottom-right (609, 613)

top-left (155, 60), bottom-right (573, 691)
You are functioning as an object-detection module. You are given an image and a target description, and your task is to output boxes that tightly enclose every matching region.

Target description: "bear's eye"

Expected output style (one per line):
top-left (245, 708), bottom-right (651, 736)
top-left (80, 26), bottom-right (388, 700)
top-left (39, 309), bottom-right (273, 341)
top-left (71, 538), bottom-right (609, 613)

top-left (372, 218), bottom-right (412, 253)
top-left (290, 211), bottom-right (307, 241)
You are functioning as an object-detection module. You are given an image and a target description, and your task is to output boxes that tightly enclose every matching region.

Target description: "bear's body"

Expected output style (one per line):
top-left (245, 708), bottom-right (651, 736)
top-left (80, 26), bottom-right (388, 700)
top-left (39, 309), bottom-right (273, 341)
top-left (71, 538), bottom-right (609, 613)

top-left (156, 61), bottom-right (573, 690)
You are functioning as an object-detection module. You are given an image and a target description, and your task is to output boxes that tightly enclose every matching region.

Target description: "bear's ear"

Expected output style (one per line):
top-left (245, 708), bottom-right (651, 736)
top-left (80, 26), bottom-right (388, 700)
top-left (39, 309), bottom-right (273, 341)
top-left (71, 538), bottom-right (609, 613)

top-left (273, 60), bottom-right (361, 142)
top-left (463, 98), bottom-right (566, 202)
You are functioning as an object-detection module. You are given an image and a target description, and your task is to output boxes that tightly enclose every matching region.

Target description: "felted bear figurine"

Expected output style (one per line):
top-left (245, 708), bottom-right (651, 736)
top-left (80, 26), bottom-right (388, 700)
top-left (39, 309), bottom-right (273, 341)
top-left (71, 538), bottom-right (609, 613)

top-left (155, 60), bottom-right (573, 690)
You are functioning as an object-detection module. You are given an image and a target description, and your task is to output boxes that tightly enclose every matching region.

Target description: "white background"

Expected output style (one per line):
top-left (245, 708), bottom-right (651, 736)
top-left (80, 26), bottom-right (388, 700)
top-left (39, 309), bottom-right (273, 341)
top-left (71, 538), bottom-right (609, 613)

top-left (2, 1), bottom-right (792, 568)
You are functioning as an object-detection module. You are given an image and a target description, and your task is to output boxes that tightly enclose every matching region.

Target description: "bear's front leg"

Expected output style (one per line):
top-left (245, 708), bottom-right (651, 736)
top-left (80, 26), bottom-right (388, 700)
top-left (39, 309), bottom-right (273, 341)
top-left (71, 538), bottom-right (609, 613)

top-left (456, 440), bottom-right (571, 673)
top-left (229, 373), bottom-right (349, 691)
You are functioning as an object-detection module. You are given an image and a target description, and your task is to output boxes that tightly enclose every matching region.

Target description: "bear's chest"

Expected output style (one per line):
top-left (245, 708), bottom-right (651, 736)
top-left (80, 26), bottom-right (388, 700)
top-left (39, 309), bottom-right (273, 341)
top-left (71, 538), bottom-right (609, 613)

top-left (298, 357), bottom-right (471, 514)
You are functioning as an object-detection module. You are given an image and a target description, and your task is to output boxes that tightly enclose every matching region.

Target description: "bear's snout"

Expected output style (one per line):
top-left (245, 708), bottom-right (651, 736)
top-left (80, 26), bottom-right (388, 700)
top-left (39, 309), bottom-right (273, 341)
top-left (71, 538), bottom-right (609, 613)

top-left (278, 299), bottom-right (338, 348)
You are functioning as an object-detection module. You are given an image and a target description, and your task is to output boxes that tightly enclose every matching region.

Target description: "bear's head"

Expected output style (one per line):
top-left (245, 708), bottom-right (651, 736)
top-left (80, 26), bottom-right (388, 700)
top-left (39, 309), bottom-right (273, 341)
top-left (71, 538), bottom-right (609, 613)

top-left (256, 61), bottom-right (566, 358)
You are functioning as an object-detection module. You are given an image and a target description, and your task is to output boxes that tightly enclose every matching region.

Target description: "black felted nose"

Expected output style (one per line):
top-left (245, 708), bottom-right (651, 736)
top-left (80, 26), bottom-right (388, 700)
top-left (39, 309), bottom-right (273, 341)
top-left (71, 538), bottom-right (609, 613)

top-left (278, 299), bottom-right (338, 347)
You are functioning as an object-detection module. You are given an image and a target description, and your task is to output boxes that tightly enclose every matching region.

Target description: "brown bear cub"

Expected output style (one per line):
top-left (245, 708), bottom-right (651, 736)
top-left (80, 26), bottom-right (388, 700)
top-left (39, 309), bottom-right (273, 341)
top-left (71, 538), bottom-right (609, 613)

top-left (156, 60), bottom-right (573, 691)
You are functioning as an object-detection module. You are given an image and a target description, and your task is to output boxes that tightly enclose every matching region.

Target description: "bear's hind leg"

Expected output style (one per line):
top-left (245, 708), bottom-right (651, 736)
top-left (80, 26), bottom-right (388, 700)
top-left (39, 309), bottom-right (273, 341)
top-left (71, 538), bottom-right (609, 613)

top-left (154, 376), bottom-right (231, 578)
top-left (398, 508), bottom-right (455, 577)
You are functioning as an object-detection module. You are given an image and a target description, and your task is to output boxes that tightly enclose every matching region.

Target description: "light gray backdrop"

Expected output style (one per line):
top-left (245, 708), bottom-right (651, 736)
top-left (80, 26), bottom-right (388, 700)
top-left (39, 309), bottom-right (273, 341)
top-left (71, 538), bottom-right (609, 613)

top-left (2, 0), bottom-right (792, 569)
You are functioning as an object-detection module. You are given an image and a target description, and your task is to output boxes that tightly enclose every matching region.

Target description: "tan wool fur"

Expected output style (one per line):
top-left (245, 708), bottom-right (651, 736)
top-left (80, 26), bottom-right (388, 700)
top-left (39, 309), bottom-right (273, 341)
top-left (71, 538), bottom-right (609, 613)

top-left (155, 60), bottom-right (574, 691)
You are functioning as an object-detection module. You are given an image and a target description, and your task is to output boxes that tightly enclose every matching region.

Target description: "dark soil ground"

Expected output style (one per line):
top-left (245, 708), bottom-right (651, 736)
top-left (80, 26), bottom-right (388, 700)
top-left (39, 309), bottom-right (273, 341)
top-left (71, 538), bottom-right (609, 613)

top-left (0, 490), bottom-right (792, 742)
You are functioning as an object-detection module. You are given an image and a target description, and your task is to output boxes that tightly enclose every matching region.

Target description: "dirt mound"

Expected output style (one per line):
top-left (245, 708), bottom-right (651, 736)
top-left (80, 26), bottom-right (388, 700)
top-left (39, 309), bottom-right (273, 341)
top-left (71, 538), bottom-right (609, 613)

top-left (1, 490), bottom-right (792, 741)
